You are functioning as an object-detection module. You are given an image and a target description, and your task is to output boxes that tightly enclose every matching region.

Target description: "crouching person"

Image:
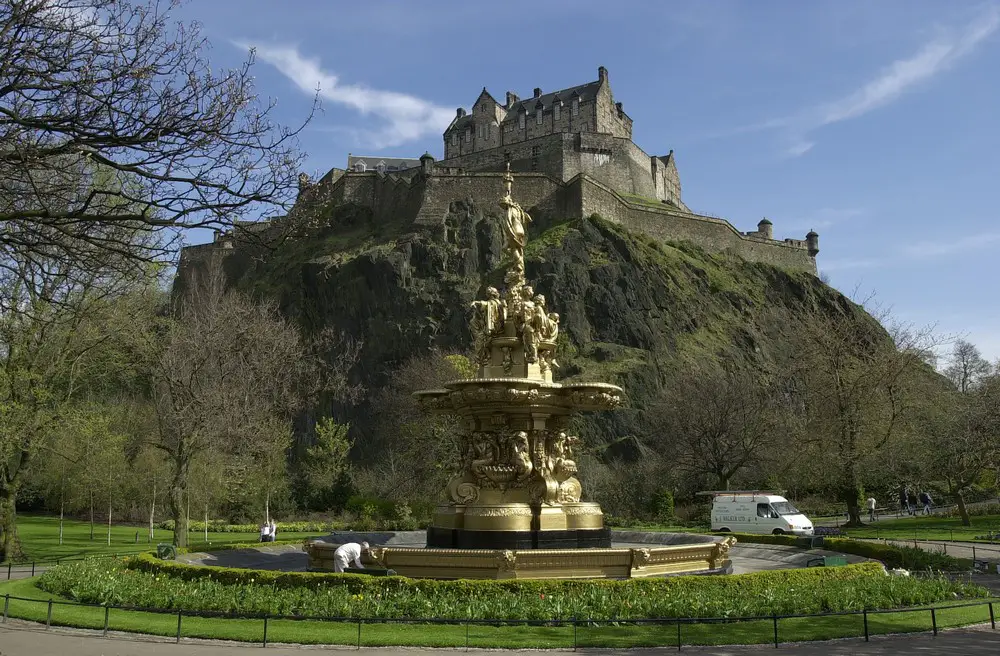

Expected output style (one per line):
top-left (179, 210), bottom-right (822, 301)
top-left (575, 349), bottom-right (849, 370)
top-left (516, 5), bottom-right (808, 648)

top-left (333, 541), bottom-right (370, 573)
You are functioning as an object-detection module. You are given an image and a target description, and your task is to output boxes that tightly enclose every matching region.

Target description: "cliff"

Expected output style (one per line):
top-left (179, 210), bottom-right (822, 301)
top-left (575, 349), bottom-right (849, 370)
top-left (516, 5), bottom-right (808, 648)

top-left (216, 198), bottom-right (868, 458)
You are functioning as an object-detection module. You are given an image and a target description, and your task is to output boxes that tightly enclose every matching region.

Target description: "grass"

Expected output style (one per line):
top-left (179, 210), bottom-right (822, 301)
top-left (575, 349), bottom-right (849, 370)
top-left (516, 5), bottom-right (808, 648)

top-left (0, 576), bottom-right (995, 648)
top-left (840, 515), bottom-right (1000, 542)
top-left (4, 514), bottom-right (322, 563)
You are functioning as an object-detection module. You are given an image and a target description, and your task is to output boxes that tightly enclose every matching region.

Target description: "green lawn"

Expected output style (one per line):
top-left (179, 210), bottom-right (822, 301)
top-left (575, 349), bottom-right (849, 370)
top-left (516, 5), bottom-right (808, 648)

top-left (838, 515), bottom-right (1000, 542)
top-left (0, 576), bottom-right (995, 648)
top-left (4, 514), bottom-right (322, 563)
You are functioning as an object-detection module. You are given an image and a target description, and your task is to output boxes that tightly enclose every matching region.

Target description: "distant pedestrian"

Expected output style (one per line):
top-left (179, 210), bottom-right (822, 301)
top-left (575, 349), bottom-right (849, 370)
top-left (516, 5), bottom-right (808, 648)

top-left (259, 522), bottom-right (270, 543)
top-left (919, 492), bottom-right (933, 515)
top-left (269, 519), bottom-right (278, 541)
top-left (867, 496), bottom-right (877, 522)
top-left (899, 487), bottom-right (910, 515)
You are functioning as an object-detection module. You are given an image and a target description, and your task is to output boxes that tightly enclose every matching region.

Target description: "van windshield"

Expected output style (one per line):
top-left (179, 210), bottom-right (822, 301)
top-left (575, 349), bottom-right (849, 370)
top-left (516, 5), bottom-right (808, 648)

top-left (771, 502), bottom-right (801, 516)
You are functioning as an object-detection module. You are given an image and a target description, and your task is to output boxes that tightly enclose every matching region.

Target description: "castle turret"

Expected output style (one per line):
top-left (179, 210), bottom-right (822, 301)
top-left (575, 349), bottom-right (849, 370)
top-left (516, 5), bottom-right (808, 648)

top-left (420, 152), bottom-right (435, 176)
top-left (806, 229), bottom-right (820, 257)
top-left (757, 218), bottom-right (773, 240)
top-left (598, 66), bottom-right (608, 84)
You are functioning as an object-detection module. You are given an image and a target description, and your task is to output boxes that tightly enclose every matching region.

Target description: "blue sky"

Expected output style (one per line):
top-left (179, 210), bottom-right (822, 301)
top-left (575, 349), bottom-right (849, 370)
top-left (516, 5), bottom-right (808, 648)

top-left (174, 1), bottom-right (1000, 361)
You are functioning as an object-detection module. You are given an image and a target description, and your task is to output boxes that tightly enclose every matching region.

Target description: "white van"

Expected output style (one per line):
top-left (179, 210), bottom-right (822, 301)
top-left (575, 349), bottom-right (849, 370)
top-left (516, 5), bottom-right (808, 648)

top-left (705, 491), bottom-right (814, 536)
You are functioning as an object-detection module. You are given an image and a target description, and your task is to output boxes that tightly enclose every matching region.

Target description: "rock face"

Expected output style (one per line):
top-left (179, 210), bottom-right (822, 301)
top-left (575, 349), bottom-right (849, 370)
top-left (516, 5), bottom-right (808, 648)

top-left (218, 199), bottom-right (865, 456)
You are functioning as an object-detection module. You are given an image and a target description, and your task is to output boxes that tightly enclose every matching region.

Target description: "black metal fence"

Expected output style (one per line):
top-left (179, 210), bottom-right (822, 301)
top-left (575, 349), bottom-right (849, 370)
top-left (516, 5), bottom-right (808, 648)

top-left (3, 553), bottom-right (122, 581)
top-left (0, 592), bottom-right (996, 650)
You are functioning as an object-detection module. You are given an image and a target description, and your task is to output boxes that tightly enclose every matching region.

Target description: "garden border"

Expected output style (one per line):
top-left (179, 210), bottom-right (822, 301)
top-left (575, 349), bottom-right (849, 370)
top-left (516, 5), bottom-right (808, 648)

top-left (1, 590), bottom-right (996, 649)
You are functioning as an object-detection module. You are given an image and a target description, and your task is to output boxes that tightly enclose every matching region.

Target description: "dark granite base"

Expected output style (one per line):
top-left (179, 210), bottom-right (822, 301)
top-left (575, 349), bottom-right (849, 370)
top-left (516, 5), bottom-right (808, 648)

top-left (427, 526), bottom-right (612, 550)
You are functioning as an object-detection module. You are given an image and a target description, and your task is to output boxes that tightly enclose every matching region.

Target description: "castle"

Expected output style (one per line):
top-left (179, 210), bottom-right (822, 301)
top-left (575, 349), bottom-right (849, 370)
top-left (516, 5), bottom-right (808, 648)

top-left (190, 67), bottom-right (819, 272)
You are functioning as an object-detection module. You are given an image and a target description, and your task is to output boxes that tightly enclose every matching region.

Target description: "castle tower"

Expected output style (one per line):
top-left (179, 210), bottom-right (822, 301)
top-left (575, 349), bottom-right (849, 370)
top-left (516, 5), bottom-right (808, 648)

top-left (757, 218), bottom-right (773, 240)
top-left (806, 230), bottom-right (820, 257)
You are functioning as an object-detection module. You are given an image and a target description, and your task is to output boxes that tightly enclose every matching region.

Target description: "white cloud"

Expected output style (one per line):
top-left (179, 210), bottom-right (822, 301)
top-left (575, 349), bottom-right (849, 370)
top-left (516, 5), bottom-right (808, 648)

top-left (235, 42), bottom-right (454, 149)
top-left (902, 232), bottom-right (1000, 257)
top-left (789, 207), bottom-right (868, 231)
top-left (720, 6), bottom-right (1000, 156)
top-left (822, 230), bottom-right (1000, 272)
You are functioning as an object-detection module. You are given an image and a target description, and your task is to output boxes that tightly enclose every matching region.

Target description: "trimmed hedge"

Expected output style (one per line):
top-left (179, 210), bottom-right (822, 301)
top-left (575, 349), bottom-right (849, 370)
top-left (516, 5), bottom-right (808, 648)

top-left (728, 533), bottom-right (968, 570)
top-left (37, 556), bottom-right (986, 621)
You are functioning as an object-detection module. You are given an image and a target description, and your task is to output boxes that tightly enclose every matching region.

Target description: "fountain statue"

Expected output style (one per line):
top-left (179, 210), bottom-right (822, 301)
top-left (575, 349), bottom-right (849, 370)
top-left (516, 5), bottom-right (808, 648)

top-left (413, 163), bottom-right (625, 549)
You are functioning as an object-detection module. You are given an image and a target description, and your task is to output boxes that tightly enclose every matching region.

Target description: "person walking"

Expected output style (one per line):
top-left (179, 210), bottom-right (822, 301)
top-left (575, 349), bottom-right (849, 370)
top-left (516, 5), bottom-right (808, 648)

top-left (899, 487), bottom-right (910, 516)
top-left (867, 496), bottom-right (877, 522)
top-left (919, 491), bottom-right (933, 515)
top-left (269, 519), bottom-right (278, 541)
top-left (259, 522), bottom-right (270, 543)
top-left (333, 541), bottom-right (370, 573)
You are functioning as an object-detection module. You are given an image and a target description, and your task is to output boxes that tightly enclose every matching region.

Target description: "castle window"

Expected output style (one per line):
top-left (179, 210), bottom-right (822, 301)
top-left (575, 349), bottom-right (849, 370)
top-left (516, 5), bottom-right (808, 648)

top-left (354, 162), bottom-right (366, 172)
top-left (554, 103), bottom-right (561, 121)
top-left (518, 112), bottom-right (525, 130)
top-left (451, 133), bottom-right (458, 146)
top-left (466, 129), bottom-right (471, 143)
top-left (376, 161), bottom-right (386, 174)
top-left (536, 110), bottom-right (542, 125)
top-left (572, 98), bottom-right (579, 116)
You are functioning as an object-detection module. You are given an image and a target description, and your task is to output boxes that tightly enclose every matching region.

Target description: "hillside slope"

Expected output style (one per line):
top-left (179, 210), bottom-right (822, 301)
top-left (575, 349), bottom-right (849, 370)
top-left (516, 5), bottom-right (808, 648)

top-left (227, 200), bottom-right (874, 455)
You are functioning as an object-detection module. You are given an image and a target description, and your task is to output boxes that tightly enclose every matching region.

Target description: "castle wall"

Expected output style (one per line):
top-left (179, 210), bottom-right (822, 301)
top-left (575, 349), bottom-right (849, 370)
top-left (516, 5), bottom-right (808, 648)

top-left (574, 176), bottom-right (816, 272)
top-left (414, 172), bottom-right (568, 227)
top-left (439, 133), bottom-right (571, 175)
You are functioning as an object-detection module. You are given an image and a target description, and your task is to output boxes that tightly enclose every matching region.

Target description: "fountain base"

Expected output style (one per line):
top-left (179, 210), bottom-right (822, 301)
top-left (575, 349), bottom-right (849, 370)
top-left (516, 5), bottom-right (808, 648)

top-left (426, 526), bottom-right (612, 550)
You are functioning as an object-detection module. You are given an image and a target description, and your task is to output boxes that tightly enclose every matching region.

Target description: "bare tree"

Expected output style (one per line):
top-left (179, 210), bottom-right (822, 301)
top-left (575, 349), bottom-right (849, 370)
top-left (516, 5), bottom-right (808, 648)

top-left (0, 0), bottom-right (312, 276)
top-left (146, 263), bottom-right (357, 546)
top-left (944, 339), bottom-right (991, 393)
top-left (644, 358), bottom-right (787, 491)
top-left (778, 302), bottom-right (938, 526)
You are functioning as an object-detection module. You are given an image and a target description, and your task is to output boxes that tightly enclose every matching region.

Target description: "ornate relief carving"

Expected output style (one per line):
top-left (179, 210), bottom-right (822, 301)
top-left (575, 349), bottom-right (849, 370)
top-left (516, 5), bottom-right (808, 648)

top-left (497, 550), bottom-right (518, 572)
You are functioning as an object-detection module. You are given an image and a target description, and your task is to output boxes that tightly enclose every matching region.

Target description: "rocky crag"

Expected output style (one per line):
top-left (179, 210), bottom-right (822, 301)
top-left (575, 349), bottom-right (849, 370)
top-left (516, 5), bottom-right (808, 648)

top-left (194, 196), bottom-right (870, 460)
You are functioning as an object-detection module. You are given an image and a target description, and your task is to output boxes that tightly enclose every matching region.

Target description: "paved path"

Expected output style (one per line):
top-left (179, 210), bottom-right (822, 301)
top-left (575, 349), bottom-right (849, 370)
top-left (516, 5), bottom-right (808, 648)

top-left (0, 620), bottom-right (997, 655)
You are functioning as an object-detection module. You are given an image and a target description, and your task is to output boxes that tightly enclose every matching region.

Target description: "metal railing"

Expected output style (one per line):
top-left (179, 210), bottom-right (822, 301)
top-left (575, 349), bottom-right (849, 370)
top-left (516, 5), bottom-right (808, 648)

top-left (2, 553), bottom-right (124, 581)
top-left (0, 592), bottom-right (996, 650)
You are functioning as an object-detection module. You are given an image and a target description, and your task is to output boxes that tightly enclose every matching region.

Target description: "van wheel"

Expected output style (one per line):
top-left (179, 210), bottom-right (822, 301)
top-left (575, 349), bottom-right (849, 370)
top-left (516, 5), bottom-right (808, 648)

top-left (772, 529), bottom-right (785, 535)
top-left (718, 528), bottom-right (731, 533)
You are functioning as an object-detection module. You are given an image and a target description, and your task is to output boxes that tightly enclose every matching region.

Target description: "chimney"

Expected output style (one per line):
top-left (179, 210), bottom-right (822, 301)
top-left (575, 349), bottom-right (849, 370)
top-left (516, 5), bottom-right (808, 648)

top-left (456, 107), bottom-right (466, 117)
top-left (615, 101), bottom-right (623, 115)
top-left (533, 87), bottom-right (542, 98)
top-left (598, 66), bottom-right (608, 83)
top-left (506, 91), bottom-right (519, 108)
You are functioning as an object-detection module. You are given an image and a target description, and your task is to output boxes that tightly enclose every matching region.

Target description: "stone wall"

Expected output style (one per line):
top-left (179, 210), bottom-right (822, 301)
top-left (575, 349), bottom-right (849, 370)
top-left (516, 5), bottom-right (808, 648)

top-left (574, 176), bottom-right (816, 272)
top-left (415, 171), bottom-right (567, 228)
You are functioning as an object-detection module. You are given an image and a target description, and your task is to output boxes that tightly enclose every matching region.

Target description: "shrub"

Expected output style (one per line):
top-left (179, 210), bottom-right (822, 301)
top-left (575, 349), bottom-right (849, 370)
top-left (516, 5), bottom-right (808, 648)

top-left (650, 489), bottom-right (675, 522)
top-left (727, 533), bottom-right (968, 571)
top-left (37, 556), bottom-right (984, 622)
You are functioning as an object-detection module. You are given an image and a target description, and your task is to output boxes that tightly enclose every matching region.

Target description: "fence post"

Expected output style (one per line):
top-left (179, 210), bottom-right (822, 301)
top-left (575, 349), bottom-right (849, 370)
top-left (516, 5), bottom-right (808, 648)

top-left (990, 602), bottom-right (995, 630)
top-left (931, 608), bottom-right (937, 636)
top-left (103, 606), bottom-right (109, 636)
top-left (46, 600), bottom-right (52, 628)
top-left (676, 620), bottom-right (681, 652)
top-left (465, 620), bottom-right (469, 651)
top-left (356, 619), bottom-right (361, 650)
top-left (31, 562), bottom-right (35, 577)
top-left (176, 612), bottom-right (182, 643)
top-left (263, 616), bottom-right (268, 648)
top-left (3, 594), bottom-right (8, 622)
top-left (772, 614), bottom-right (779, 648)
top-left (973, 545), bottom-right (977, 561)
top-left (573, 619), bottom-right (577, 651)
top-left (6, 562), bottom-right (10, 580)
top-left (863, 609), bottom-right (869, 641)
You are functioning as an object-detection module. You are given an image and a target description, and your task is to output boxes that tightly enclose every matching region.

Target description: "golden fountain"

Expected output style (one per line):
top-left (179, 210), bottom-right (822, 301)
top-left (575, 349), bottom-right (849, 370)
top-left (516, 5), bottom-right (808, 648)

top-left (306, 165), bottom-right (734, 578)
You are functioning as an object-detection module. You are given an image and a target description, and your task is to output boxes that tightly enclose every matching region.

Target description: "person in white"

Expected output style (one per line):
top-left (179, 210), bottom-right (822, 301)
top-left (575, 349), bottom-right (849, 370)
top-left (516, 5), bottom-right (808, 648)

top-left (259, 522), bottom-right (270, 543)
top-left (269, 520), bottom-right (277, 541)
top-left (867, 497), bottom-right (877, 522)
top-left (333, 541), bottom-right (369, 573)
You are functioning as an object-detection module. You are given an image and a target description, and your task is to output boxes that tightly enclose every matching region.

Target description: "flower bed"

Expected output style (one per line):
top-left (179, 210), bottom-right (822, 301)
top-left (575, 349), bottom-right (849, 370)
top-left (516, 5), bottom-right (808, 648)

top-left (36, 556), bottom-right (985, 622)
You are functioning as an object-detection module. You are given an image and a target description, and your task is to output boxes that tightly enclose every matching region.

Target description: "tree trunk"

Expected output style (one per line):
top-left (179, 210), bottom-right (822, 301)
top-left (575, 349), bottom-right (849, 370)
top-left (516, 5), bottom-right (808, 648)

top-left (89, 490), bottom-right (95, 540)
top-left (204, 504), bottom-right (208, 543)
top-left (0, 484), bottom-right (24, 563)
top-left (265, 489), bottom-right (270, 525)
top-left (148, 483), bottom-right (156, 543)
top-left (107, 492), bottom-right (112, 547)
top-left (956, 492), bottom-right (971, 527)
top-left (169, 483), bottom-right (188, 548)
top-left (59, 496), bottom-right (64, 546)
